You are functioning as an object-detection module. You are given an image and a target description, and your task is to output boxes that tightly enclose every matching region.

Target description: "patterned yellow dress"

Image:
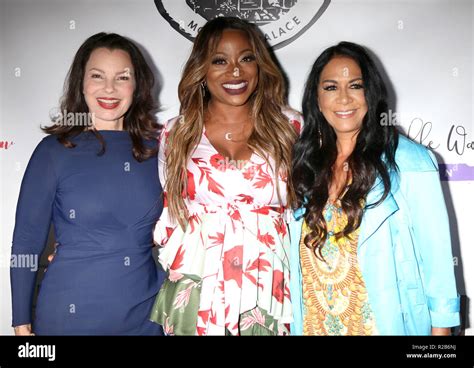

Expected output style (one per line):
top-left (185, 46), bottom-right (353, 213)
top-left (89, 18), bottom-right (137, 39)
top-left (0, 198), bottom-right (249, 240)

top-left (300, 199), bottom-right (378, 335)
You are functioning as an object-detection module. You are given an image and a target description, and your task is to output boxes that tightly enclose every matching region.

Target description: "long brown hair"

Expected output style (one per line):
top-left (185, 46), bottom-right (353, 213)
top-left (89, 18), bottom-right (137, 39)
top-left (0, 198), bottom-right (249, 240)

top-left (166, 17), bottom-right (297, 228)
top-left (42, 32), bottom-right (159, 161)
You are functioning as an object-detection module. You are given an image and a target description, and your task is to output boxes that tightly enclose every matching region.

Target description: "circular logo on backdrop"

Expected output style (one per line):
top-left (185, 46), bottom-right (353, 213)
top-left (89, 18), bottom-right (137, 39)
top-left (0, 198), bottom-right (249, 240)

top-left (154, 0), bottom-right (331, 49)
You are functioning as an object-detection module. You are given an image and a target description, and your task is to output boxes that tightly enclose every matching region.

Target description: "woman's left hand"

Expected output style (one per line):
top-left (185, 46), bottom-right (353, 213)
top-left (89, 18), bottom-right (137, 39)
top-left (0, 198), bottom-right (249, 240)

top-left (431, 327), bottom-right (451, 336)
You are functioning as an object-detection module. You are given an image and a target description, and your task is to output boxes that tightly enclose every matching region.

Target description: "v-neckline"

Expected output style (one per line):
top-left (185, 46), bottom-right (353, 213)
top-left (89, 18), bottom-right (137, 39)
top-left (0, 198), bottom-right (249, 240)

top-left (202, 126), bottom-right (256, 171)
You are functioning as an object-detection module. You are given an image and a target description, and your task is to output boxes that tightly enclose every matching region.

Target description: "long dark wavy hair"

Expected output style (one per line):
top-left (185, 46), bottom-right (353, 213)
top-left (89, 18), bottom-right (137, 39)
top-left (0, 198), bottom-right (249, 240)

top-left (42, 32), bottom-right (159, 161)
top-left (292, 41), bottom-right (399, 259)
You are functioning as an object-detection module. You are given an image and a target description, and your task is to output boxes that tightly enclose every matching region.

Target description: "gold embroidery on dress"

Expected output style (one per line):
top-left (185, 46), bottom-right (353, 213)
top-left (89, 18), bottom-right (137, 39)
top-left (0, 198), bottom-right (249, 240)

top-left (300, 200), bottom-right (378, 335)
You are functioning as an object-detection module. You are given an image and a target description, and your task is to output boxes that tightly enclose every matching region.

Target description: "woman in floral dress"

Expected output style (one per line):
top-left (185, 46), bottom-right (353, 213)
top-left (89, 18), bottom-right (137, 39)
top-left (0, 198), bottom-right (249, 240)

top-left (149, 17), bottom-right (302, 335)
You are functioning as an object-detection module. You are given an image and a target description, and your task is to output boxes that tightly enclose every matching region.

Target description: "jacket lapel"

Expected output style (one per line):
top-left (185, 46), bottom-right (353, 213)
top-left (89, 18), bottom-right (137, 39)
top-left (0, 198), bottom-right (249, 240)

top-left (358, 178), bottom-right (399, 249)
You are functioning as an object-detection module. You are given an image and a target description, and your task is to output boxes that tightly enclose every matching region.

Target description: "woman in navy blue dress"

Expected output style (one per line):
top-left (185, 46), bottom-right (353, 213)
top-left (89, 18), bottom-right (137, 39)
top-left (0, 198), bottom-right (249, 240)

top-left (11, 33), bottom-right (165, 335)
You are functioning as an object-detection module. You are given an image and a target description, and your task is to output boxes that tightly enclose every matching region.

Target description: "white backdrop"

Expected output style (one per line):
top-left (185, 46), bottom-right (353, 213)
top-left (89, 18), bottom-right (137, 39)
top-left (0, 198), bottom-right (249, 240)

top-left (0, 0), bottom-right (472, 335)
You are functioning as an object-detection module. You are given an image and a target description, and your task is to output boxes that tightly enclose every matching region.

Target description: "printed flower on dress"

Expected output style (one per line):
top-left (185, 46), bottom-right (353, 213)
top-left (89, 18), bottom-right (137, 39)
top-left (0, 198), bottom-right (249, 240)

top-left (188, 214), bottom-right (202, 234)
top-left (193, 157), bottom-right (225, 196)
top-left (254, 170), bottom-right (273, 189)
top-left (161, 128), bottom-right (171, 156)
top-left (167, 244), bottom-right (185, 282)
top-left (223, 245), bottom-right (244, 287)
top-left (245, 253), bottom-right (271, 289)
top-left (251, 206), bottom-right (274, 215)
top-left (242, 165), bottom-right (257, 180)
top-left (236, 194), bottom-right (254, 204)
top-left (290, 119), bottom-right (301, 134)
top-left (273, 217), bottom-right (287, 237)
top-left (196, 326), bottom-right (206, 336)
top-left (240, 308), bottom-right (266, 332)
top-left (227, 206), bottom-right (242, 225)
top-left (186, 170), bottom-right (196, 200)
top-left (161, 227), bottom-right (175, 245)
top-left (168, 269), bottom-right (184, 282)
top-left (208, 232), bottom-right (225, 247)
top-left (271, 270), bottom-right (288, 304)
top-left (197, 309), bottom-right (210, 329)
top-left (209, 153), bottom-right (226, 172)
top-left (163, 316), bottom-right (174, 336)
top-left (257, 230), bottom-right (275, 249)
top-left (173, 279), bottom-right (198, 309)
top-left (170, 244), bottom-right (185, 271)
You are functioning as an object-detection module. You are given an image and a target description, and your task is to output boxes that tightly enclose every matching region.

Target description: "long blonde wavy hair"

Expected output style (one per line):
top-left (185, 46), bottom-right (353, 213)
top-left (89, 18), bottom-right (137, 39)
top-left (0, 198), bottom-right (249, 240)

top-left (166, 17), bottom-right (298, 228)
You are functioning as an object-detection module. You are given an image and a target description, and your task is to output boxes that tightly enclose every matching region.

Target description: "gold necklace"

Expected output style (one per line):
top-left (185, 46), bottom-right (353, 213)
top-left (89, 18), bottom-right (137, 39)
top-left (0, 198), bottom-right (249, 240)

top-left (205, 107), bottom-right (252, 142)
top-left (223, 122), bottom-right (250, 142)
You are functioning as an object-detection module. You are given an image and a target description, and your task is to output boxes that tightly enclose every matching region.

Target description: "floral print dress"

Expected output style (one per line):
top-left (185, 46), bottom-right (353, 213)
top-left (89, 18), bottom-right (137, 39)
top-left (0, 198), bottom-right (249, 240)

top-left (150, 110), bottom-right (302, 335)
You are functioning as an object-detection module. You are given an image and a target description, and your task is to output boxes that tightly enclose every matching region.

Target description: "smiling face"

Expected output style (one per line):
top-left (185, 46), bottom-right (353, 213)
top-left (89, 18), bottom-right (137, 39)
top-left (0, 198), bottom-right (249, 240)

top-left (318, 56), bottom-right (368, 137)
top-left (83, 47), bottom-right (136, 130)
top-left (205, 29), bottom-right (259, 108)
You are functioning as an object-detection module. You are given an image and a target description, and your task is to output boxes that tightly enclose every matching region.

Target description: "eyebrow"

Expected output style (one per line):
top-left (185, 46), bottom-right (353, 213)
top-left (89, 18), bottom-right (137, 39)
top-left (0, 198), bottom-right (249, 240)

top-left (321, 77), bottom-right (363, 84)
top-left (87, 68), bottom-right (132, 75)
top-left (213, 49), bottom-right (254, 56)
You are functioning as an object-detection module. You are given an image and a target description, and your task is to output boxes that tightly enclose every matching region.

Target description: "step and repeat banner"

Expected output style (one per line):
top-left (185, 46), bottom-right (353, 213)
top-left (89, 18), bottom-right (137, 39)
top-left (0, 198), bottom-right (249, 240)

top-left (0, 0), bottom-right (472, 335)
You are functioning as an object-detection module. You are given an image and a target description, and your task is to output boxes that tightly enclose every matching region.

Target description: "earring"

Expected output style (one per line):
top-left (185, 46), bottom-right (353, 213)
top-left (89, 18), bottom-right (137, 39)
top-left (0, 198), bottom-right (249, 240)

top-left (318, 127), bottom-right (323, 148)
top-left (201, 81), bottom-right (207, 96)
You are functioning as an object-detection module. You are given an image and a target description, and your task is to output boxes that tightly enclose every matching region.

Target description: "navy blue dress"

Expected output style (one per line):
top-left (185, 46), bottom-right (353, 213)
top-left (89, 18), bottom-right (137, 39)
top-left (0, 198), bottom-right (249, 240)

top-left (11, 131), bottom-right (165, 335)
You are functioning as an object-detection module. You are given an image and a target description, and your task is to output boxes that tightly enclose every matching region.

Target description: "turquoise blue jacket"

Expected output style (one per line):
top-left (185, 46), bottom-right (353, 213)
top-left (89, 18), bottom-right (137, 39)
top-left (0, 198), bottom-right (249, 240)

top-left (289, 136), bottom-right (460, 335)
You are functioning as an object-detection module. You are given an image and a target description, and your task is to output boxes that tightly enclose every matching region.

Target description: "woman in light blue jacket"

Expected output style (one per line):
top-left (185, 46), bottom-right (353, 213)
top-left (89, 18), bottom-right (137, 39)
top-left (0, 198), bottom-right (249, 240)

top-left (289, 41), bottom-right (460, 335)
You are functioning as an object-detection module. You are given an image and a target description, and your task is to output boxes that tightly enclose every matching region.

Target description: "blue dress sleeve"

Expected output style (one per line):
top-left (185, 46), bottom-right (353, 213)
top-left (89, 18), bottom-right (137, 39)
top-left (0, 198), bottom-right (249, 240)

top-left (11, 137), bottom-right (57, 327)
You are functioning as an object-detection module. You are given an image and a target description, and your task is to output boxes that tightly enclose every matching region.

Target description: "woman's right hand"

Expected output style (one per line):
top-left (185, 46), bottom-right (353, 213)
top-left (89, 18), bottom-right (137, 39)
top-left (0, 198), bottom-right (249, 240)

top-left (14, 324), bottom-right (34, 336)
top-left (47, 252), bottom-right (55, 263)
top-left (44, 242), bottom-right (58, 272)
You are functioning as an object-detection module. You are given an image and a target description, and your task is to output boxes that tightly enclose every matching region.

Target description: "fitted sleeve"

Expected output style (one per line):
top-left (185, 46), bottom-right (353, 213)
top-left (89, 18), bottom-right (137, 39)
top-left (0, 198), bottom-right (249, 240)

top-left (10, 137), bottom-right (57, 327)
top-left (153, 118), bottom-right (179, 247)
